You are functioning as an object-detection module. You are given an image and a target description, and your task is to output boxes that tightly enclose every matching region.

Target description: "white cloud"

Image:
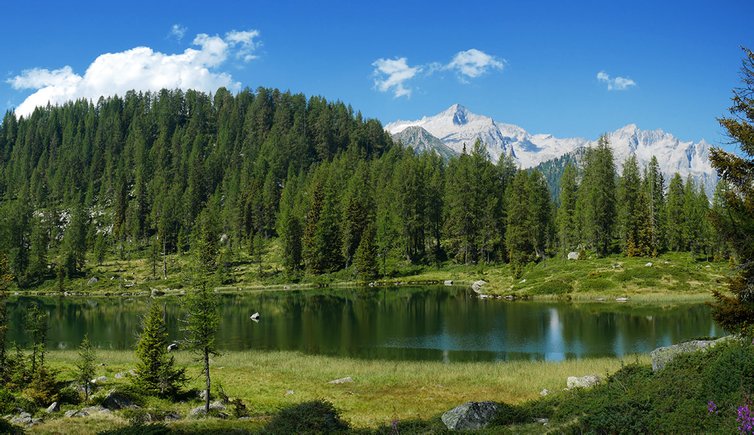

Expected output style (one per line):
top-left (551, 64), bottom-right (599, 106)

top-left (597, 70), bottom-right (636, 91)
top-left (446, 49), bottom-right (504, 81)
top-left (169, 24), bottom-right (187, 41)
top-left (8, 29), bottom-right (261, 117)
top-left (372, 57), bottom-right (421, 98)
top-left (225, 30), bottom-right (261, 62)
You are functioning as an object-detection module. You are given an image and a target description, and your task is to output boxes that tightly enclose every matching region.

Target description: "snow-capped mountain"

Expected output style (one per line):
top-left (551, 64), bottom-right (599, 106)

top-left (391, 126), bottom-right (457, 160)
top-left (386, 104), bottom-right (718, 195)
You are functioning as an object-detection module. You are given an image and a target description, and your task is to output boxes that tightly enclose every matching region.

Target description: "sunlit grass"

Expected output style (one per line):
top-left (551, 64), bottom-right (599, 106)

top-left (42, 349), bottom-right (648, 429)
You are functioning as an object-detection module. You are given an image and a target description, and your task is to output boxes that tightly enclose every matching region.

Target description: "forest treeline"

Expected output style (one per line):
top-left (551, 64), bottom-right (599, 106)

top-left (0, 87), bottom-right (728, 287)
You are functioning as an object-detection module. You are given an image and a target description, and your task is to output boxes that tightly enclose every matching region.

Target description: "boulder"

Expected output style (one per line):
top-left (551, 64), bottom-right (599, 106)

top-left (101, 390), bottom-right (136, 410)
top-left (645, 262), bottom-right (653, 267)
top-left (441, 401), bottom-right (500, 431)
top-left (471, 280), bottom-right (487, 293)
top-left (444, 280), bottom-right (454, 286)
top-left (65, 406), bottom-right (110, 418)
top-left (91, 376), bottom-right (107, 384)
top-left (189, 401), bottom-right (227, 418)
top-left (650, 336), bottom-right (733, 372)
top-left (45, 401), bottom-right (59, 413)
top-left (10, 412), bottom-right (33, 426)
top-left (328, 376), bottom-right (353, 384)
top-left (87, 277), bottom-right (99, 285)
top-left (567, 251), bottom-right (579, 260)
top-left (567, 375), bottom-right (600, 389)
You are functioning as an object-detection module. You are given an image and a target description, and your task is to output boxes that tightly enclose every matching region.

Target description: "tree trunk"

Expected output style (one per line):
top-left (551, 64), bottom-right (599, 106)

top-left (204, 347), bottom-right (211, 414)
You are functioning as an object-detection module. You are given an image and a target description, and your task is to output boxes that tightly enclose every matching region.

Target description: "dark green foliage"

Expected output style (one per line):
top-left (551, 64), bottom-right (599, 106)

top-left (490, 402), bottom-right (532, 426)
top-left (25, 303), bottom-right (48, 373)
top-left (0, 418), bottom-right (23, 435)
top-left (577, 136), bottom-right (617, 256)
top-left (76, 334), bottom-right (96, 401)
top-left (710, 48), bottom-right (754, 334)
top-left (556, 163), bottom-right (579, 254)
top-left (264, 400), bottom-right (350, 435)
top-left (353, 222), bottom-right (378, 280)
top-left (133, 302), bottom-right (186, 398)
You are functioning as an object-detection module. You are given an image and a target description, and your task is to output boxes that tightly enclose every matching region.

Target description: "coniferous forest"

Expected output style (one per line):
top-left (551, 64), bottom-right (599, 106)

top-left (0, 87), bottom-right (727, 289)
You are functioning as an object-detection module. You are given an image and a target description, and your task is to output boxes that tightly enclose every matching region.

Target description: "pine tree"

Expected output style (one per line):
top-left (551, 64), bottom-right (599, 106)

top-left (353, 222), bottom-right (378, 280)
top-left (578, 136), bottom-right (617, 256)
top-left (26, 303), bottom-right (48, 374)
top-left (133, 302), bottom-right (186, 398)
top-left (62, 202), bottom-right (88, 277)
top-left (644, 156), bottom-right (666, 254)
top-left (0, 253), bottom-right (12, 379)
top-left (710, 47), bottom-right (754, 333)
top-left (618, 155), bottom-right (643, 256)
top-left (76, 334), bottom-right (96, 401)
top-left (182, 283), bottom-right (220, 414)
top-left (506, 171), bottom-right (533, 278)
top-left (665, 173), bottom-right (686, 251)
top-left (557, 163), bottom-right (579, 255)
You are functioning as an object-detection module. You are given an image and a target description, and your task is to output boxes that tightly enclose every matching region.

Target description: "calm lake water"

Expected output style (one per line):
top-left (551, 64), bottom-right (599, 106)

top-left (6, 287), bottom-right (722, 362)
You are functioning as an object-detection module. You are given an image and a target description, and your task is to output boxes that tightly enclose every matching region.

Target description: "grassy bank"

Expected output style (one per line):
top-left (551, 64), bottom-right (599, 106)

top-left (25, 350), bottom-right (644, 433)
top-left (16, 241), bottom-right (730, 301)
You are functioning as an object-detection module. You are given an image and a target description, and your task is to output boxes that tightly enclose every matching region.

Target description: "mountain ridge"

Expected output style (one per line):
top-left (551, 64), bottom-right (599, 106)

top-left (386, 104), bottom-right (718, 195)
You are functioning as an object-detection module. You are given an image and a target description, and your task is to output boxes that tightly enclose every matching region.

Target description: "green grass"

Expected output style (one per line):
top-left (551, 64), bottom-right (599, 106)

top-left (18, 240), bottom-right (730, 302)
top-left (29, 350), bottom-right (644, 433)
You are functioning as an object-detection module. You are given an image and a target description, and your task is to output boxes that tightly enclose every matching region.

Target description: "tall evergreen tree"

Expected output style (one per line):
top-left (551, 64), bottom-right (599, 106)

top-left (506, 171), bottom-right (533, 278)
top-left (710, 47), bottom-right (754, 333)
top-left (578, 136), bottom-right (617, 256)
top-left (557, 163), bottom-right (579, 254)
top-left (665, 173), bottom-right (686, 251)
top-left (182, 283), bottom-right (220, 414)
top-left (76, 334), bottom-right (96, 401)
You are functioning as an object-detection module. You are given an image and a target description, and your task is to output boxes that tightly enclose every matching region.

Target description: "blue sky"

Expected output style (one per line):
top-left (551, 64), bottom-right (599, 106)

top-left (2, 0), bottom-right (752, 149)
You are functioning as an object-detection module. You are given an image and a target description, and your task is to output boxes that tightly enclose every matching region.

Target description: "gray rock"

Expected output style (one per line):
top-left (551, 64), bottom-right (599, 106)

top-left (567, 375), bottom-right (600, 389)
top-left (87, 277), bottom-right (99, 285)
top-left (82, 406), bottom-right (111, 415)
top-left (64, 409), bottom-right (82, 418)
top-left (645, 262), bottom-right (653, 267)
top-left (45, 401), bottom-right (59, 413)
top-left (91, 375), bottom-right (107, 384)
top-left (189, 401), bottom-right (227, 417)
top-left (164, 411), bottom-right (182, 421)
top-left (441, 401), bottom-right (500, 431)
top-left (471, 280), bottom-right (487, 293)
top-left (539, 389), bottom-right (549, 397)
top-left (567, 251), bottom-right (579, 260)
top-left (10, 412), bottom-right (32, 425)
top-left (114, 372), bottom-right (126, 379)
top-left (444, 280), bottom-right (454, 286)
top-left (285, 390), bottom-right (295, 396)
top-left (328, 376), bottom-right (353, 384)
top-left (650, 336), bottom-right (733, 372)
top-left (102, 390), bottom-right (136, 410)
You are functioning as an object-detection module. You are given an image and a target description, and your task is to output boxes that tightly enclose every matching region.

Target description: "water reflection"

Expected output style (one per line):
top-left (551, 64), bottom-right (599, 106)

top-left (6, 287), bottom-right (722, 362)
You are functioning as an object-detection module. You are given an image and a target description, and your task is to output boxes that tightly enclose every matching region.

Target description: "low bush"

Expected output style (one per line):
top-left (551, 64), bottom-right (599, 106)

top-left (264, 400), bottom-right (349, 435)
top-left (0, 418), bottom-right (24, 435)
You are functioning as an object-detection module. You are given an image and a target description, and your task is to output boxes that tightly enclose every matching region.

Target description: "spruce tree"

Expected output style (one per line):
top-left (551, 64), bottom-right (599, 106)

top-left (643, 156), bottom-right (666, 254)
top-left (0, 253), bottom-right (11, 379)
top-left (353, 222), bottom-right (378, 280)
top-left (506, 171), bottom-right (533, 278)
top-left (618, 155), bottom-right (643, 256)
top-left (710, 47), bottom-right (754, 333)
top-left (133, 302), bottom-right (186, 398)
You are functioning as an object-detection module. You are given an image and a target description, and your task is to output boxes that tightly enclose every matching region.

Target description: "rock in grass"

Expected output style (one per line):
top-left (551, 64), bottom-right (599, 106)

top-left (328, 376), bottom-right (353, 384)
top-left (101, 390), bottom-right (136, 410)
top-left (45, 402), bottom-right (59, 413)
top-left (650, 336), bottom-right (733, 372)
top-left (441, 401), bottom-right (500, 431)
top-left (567, 251), bottom-right (579, 260)
top-left (189, 401), bottom-right (227, 418)
top-left (444, 280), bottom-right (454, 286)
top-left (567, 375), bottom-right (600, 389)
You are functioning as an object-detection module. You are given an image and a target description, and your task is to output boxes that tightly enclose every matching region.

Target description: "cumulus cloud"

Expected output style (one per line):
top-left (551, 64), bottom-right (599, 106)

top-left (169, 24), bottom-right (187, 41)
top-left (372, 57), bottom-right (421, 98)
top-left (597, 70), bottom-right (636, 91)
top-left (8, 29), bottom-right (261, 117)
top-left (445, 48), bottom-right (504, 81)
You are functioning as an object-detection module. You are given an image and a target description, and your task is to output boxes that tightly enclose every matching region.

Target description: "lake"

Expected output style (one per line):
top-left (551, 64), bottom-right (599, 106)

top-left (6, 286), bottom-right (722, 362)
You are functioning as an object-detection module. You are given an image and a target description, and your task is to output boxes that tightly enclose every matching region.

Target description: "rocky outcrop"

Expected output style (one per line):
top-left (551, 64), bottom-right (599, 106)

top-left (190, 401), bottom-right (227, 418)
top-left (650, 336), bottom-right (733, 372)
top-left (441, 401), bottom-right (499, 431)
top-left (101, 390), bottom-right (137, 410)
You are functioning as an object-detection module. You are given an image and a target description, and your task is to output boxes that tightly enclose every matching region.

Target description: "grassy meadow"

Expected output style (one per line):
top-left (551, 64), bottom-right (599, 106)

top-left (25, 349), bottom-right (646, 433)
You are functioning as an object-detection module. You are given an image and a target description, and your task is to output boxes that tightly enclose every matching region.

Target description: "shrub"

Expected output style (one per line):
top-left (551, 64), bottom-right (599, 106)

top-left (0, 418), bottom-right (24, 435)
top-left (490, 402), bottom-right (532, 425)
top-left (264, 400), bottom-right (349, 434)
